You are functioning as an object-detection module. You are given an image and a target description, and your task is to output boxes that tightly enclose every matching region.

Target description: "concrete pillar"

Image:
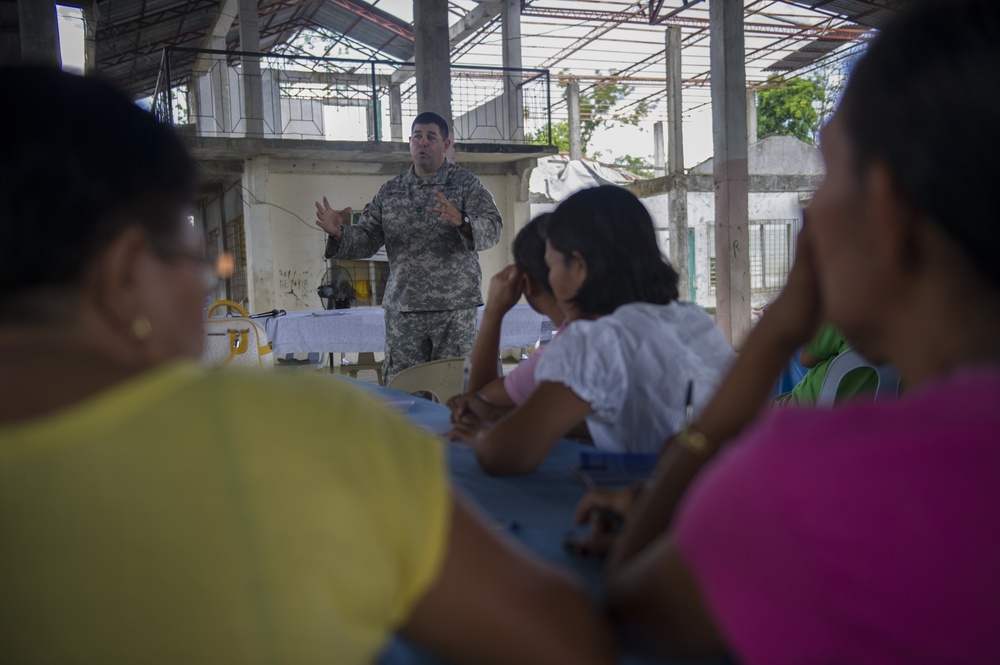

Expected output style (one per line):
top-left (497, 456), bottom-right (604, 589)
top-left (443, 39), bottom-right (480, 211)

top-left (653, 121), bottom-right (665, 175)
top-left (567, 79), bottom-right (582, 160)
top-left (81, 2), bottom-right (97, 73)
top-left (366, 104), bottom-right (377, 141)
top-left (747, 88), bottom-right (758, 144)
top-left (666, 27), bottom-right (690, 301)
top-left (666, 28), bottom-right (683, 176)
top-left (710, 0), bottom-right (752, 347)
top-left (0, 2), bottom-right (18, 66)
top-left (19, 0), bottom-right (60, 66)
top-left (413, 0), bottom-right (452, 127)
top-left (501, 0), bottom-right (523, 142)
top-left (242, 156), bottom-right (274, 311)
top-left (237, 0), bottom-right (264, 138)
top-left (389, 83), bottom-right (403, 141)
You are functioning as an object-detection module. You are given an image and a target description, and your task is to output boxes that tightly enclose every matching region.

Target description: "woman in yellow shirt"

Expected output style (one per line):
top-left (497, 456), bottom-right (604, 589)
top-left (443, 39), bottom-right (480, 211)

top-left (0, 66), bottom-right (614, 665)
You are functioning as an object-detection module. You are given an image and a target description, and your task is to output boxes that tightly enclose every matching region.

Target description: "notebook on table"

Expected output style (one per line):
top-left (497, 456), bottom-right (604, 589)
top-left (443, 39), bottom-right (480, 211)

top-left (573, 452), bottom-right (657, 487)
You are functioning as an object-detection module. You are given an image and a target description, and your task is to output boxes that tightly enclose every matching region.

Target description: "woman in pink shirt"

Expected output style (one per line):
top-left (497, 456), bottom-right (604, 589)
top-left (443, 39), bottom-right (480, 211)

top-left (590, 1), bottom-right (1000, 663)
top-left (447, 213), bottom-right (567, 427)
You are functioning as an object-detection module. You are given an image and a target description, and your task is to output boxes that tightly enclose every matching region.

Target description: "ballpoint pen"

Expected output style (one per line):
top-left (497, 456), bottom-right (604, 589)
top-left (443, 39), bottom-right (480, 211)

top-left (684, 379), bottom-right (694, 427)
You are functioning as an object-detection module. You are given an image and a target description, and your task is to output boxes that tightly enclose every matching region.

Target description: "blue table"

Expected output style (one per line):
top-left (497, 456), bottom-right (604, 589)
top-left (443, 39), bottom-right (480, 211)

top-left (347, 380), bottom-right (727, 665)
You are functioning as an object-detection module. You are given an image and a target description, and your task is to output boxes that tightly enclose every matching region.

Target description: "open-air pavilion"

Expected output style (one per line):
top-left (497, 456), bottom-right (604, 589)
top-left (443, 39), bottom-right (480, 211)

top-left (5, 0), bottom-right (897, 345)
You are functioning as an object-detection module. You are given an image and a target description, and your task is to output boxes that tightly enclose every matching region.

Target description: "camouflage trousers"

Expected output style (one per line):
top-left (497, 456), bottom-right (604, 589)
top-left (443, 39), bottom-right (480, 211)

top-left (383, 307), bottom-right (477, 385)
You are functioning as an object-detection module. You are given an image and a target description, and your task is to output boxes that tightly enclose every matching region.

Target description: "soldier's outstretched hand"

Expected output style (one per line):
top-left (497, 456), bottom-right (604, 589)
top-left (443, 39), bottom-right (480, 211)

top-left (315, 196), bottom-right (351, 238)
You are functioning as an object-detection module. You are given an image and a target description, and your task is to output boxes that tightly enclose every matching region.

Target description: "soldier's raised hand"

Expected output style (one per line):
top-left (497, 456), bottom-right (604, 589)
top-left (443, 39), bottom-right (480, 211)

top-left (315, 196), bottom-right (351, 239)
top-left (428, 190), bottom-right (463, 228)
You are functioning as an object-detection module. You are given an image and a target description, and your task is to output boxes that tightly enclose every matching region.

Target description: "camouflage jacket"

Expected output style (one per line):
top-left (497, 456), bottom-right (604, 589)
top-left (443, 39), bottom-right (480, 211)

top-left (325, 162), bottom-right (503, 312)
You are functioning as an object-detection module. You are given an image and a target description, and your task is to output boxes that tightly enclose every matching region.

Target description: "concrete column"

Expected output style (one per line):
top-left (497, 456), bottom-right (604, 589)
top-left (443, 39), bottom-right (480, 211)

top-left (666, 28), bottom-right (683, 175)
top-left (82, 2), bottom-right (97, 73)
top-left (653, 121), bottom-right (665, 175)
top-left (501, 0), bottom-right (523, 142)
top-left (567, 79), bottom-right (582, 160)
top-left (710, 0), bottom-right (752, 347)
top-left (747, 88), bottom-right (758, 144)
top-left (389, 83), bottom-right (403, 141)
top-left (413, 0), bottom-right (452, 126)
top-left (0, 2), bottom-right (19, 66)
top-left (19, 0), bottom-right (60, 66)
top-left (242, 156), bottom-right (274, 311)
top-left (666, 27), bottom-right (690, 301)
top-left (237, 0), bottom-right (264, 138)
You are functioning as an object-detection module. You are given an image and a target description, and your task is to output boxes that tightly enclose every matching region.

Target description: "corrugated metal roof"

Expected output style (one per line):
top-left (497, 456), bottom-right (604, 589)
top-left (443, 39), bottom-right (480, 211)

top-left (94, 0), bottom-right (413, 99)
top-left (91, 0), bottom-right (898, 101)
top-left (309, 1), bottom-right (413, 62)
top-left (767, 0), bottom-right (904, 72)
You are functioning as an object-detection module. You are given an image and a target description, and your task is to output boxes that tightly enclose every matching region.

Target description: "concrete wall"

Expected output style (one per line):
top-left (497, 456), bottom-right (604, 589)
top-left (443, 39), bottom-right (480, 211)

top-left (690, 135), bottom-right (824, 176)
top-left (239, 161), bottom-right (518, 312)
top-left (454, 94), bottom-right (510, 142)
top-left (638, 188), bottom-right (811, 307)
top-left (191, 66), bottom-right (282, 138)
top-left (623, 136), bottom-right (823, 307)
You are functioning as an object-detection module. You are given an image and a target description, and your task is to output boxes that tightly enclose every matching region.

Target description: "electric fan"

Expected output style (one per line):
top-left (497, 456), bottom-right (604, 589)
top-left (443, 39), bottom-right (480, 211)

top-left (317, 265), bottom-right (356, 309)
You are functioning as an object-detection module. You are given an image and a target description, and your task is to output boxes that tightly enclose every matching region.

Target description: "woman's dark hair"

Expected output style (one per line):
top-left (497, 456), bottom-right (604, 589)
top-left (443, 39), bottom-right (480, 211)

top-left (513, 213), bottom-right (551, 292)
top-left (0, 66), bottom-right (198, 309)
top-left (546, 185), bottom-right (678, 316)
top-left (839, 0), bottom-right (1000, 291)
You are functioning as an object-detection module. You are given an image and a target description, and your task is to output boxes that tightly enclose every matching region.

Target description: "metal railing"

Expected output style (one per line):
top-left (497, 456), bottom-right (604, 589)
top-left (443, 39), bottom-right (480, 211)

top-left (152, 47), bottom-right (552, 145)
top-left (707, 218), bottom-right (801, 297)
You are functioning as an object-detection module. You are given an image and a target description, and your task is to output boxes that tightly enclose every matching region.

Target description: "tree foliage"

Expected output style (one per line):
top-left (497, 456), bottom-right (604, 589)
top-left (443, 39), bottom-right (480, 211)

top-left (527, 71), bottom-right (652, 155)
top-left (612, 154), bottom-right (654, 178)
top-left (756, 75), bottom-right (826, 145)
top-left (527, 121), bottom-right (570, 152)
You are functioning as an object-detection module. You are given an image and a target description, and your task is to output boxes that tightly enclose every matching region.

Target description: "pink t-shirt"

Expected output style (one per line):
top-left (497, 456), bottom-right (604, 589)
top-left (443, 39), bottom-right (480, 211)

top-left (675, 366), bottom-right (1000, 665)
top-left (502, 323), bottom-right (565, 404)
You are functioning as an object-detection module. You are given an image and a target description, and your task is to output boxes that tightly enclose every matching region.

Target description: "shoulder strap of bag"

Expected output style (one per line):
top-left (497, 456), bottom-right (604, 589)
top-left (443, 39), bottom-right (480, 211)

top-left (207, 300), bottom-right (251, 319)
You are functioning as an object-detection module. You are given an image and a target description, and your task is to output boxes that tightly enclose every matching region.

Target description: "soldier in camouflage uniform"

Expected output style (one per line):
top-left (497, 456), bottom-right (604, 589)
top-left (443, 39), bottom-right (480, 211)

top-left (315, 112), bottom-right (503, 384)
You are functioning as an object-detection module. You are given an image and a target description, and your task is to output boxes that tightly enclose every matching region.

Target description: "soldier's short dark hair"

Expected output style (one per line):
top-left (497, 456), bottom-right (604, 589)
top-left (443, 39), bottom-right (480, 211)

top-left (412, 112), bottom-right (450, 139)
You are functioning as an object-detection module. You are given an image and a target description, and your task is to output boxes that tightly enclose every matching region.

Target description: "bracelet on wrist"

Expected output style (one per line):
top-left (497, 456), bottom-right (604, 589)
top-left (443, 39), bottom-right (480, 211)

top-left (675, 425), bottom-right (715, 457)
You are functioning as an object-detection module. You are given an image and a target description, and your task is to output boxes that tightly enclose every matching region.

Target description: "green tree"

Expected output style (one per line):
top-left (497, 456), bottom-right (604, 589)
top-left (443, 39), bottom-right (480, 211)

top-left (527, 121), bottom-right (570, 152)
top-left (756, 75), bottom-right (826, 144)
top-left (612, 154), bottom-right (654, 178)
top-left (527, 72), bottom-right (652, 155)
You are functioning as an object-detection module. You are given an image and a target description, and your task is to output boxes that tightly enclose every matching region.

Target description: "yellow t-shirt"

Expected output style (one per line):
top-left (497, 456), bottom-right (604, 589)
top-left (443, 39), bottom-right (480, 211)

top-left (0, 363), bottom-right (449, 664)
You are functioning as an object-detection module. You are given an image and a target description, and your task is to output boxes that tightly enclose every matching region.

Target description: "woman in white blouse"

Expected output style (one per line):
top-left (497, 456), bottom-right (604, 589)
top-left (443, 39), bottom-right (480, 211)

top-left (452, 185), bottom-right (733, 475)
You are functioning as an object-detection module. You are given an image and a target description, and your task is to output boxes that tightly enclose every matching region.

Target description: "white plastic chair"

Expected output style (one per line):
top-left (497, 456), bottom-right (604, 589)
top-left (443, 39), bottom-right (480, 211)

top-left (386, 357), bottom-right (467, 403)
top-left (338, 351), bottom-right (384, 385)
top-left (816, 348), bottom-right (901, 407)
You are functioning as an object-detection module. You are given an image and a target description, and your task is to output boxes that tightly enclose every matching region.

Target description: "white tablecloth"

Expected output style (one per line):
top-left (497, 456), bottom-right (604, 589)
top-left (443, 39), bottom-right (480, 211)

top-left (263, 305), bottom-right (554, 356)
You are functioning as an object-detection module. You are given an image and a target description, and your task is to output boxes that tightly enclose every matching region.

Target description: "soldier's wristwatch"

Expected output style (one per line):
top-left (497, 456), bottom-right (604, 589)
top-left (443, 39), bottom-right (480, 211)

top-left (460, 210), bottom-right (471, 227)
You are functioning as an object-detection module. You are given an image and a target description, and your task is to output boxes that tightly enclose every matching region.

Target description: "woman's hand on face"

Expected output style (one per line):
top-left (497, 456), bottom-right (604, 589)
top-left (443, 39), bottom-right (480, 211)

top-left (762, 221), bottom-right (823, 347)
top-left (485, 265), bottom-right (525, 315)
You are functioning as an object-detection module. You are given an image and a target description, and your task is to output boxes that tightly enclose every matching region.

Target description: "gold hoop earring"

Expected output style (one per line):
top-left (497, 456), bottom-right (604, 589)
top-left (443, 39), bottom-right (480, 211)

top-left (131, 315), bottom-right (153, 341)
